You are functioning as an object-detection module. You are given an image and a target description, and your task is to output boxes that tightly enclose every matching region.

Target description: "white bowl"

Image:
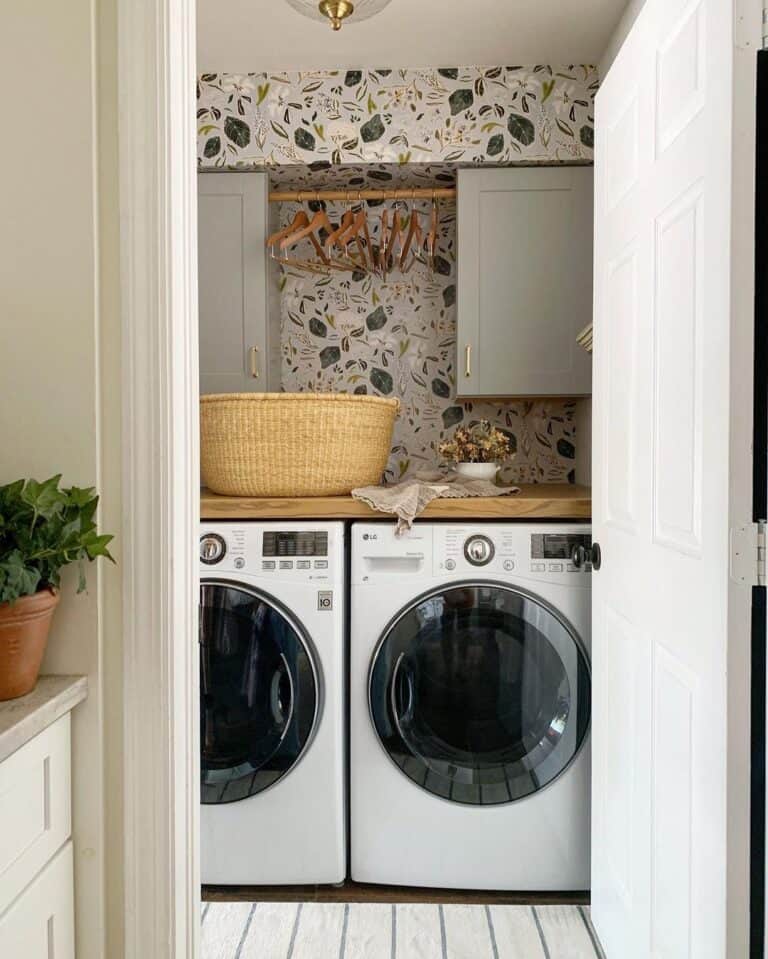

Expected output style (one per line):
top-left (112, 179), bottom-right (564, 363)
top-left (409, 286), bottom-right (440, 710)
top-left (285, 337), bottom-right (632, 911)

top-left (454, 462), bottom-right (499, 482)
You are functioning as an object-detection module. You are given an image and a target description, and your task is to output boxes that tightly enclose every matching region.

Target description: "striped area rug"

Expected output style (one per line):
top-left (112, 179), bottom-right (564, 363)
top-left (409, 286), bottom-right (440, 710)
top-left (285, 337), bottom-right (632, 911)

top-left (201, 902), bottom-right (604, 959)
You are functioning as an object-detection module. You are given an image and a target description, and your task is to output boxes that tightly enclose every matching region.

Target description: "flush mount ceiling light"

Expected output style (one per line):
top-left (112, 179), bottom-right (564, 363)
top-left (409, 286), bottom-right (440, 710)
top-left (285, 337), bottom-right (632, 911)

top-left (284, 0), bottom-right (394, 31)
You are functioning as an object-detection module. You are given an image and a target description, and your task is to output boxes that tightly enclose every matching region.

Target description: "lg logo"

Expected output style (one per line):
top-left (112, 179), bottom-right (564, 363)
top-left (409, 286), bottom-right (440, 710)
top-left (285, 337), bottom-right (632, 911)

top-left (362, 533), bottom-right (378, 541)
top-left (317, 591), bottom-right (333, 611)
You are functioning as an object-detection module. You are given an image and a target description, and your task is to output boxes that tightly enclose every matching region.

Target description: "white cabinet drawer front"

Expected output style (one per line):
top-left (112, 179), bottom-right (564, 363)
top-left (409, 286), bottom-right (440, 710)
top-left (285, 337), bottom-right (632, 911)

top-left (0, 714), bottom-right (71, 912)
top-left (0, 841), bottom-right (74, 958)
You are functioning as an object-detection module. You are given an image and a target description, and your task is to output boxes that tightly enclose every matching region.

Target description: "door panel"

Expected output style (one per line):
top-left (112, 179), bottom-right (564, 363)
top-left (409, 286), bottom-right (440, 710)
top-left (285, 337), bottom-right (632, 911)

top-left (652, 183), bottom-right (704, 555)
top-left (651, 644), bottom-right (696, 959)
top-left (604, 244), bottom-right (639, 532)
top-left (456, 167), bottom-right (593, 397)
top-left (198, 172), bottom-right (270, 394)
top-left (592, 0), bottom-right (753, 955)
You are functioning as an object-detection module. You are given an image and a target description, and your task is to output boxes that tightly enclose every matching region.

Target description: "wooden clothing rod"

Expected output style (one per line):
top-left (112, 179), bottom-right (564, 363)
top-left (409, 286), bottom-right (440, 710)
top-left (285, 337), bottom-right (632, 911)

top-left (268, 188), bottom-right (456, 203)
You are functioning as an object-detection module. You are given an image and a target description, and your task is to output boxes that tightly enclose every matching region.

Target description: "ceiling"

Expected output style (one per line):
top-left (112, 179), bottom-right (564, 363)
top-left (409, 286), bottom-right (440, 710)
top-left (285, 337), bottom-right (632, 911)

top-left (197, 0), bottom-right (630, 73)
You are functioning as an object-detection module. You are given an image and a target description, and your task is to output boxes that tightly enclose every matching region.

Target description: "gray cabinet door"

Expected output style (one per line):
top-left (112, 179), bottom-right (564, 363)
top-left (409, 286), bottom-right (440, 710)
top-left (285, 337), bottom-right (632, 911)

top-left (198, 172), bottom-right (272, 395)
top-left (457, 167), bottom-right (593, 397)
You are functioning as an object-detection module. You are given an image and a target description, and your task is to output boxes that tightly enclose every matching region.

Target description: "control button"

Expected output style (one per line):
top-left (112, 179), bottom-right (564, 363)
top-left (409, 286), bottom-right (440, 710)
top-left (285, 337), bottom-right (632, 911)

top-left (314, 560), bottom-right (328, 569)
top-left (445, 558), bottom-right (456, 571)
top-left (279, 560), bottom-right (293, 570)
top-left (531, 563), bottom-right (545, 572)
top-left (503, 559), bottom-right (516, 571)
top-left (549, 563), bottom-right (564, 572)
top-left (297, 560), bottom-right (311, 570)
top-left (262, 561), bottom-right (276, 570)
top-left (464, 534), bottom-right (495, 567)
top-left (234, 557), bottom-right (245, 570)
top-left (200, 533), bottom-right (226, 565)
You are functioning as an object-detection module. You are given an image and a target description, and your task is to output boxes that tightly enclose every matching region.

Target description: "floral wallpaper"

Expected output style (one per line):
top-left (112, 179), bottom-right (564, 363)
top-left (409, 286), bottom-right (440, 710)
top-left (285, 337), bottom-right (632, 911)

top-left (198, 66), bottom-right (594, 483)
top-left (278, 188), bottom-right (577, 485)
top-left (197, 65), bottom-right (597, 167)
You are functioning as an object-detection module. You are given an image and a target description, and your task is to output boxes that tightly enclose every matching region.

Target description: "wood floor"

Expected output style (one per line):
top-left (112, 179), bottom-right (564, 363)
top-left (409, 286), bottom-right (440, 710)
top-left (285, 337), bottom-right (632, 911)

top-left (203, 881), bottom-right (590, 906)
top-left (200, 900), bottom-right (605, 959)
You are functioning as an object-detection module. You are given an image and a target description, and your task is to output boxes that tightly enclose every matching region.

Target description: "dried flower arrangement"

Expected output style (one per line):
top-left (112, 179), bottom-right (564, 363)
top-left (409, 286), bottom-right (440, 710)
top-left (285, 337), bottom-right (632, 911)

top-left (438, 420), bottom-right (512, 465)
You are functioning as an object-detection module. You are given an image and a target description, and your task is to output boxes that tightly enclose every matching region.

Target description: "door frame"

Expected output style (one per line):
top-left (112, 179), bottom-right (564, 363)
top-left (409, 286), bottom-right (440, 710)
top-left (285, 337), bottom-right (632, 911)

top-left (115, 0), bottom-right (761, 956)
top-left (118, 0), bottom-right (200, 955)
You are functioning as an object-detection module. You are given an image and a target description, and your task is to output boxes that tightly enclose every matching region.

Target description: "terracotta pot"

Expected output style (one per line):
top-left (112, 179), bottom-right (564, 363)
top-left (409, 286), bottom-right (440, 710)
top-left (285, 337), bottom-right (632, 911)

top-left (0, 588), bottom-right (59, 701)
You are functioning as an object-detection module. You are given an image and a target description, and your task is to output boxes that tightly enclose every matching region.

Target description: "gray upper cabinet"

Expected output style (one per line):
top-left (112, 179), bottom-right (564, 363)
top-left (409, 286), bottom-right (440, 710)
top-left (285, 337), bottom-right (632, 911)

top-left (456, 167), bottom-right (593, 398)
top-left (198, 172), bottom-right (277, 395)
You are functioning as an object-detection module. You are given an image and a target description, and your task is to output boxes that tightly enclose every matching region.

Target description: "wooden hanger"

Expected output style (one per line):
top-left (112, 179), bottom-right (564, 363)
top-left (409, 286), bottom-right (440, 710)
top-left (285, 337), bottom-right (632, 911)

top-left (271, 255), bottom-right (333, 274)
top-left (385, 204), bottom-right (405, 270)
top-left (279, 195), bottom-right (335, 252)
top-left (325, 210), bottom-right (355, 251)
top-left (360, 201), bottom-right (373, 267)
top-left (377, 209), bottom-right (390, 277)
top-left (341, 209), bottom-right (371, 271)
top-left (425, 194), bottom-right (439, 273)
top-left (267, 207), bottom-right (330, 267)
top-left (399, 198), bottom-right (424, 273)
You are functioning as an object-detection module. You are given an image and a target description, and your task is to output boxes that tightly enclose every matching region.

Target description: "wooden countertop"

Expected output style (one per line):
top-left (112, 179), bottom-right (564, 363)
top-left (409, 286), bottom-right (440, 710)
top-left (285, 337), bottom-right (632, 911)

top-left (200, 484), bottom-right (591, 521)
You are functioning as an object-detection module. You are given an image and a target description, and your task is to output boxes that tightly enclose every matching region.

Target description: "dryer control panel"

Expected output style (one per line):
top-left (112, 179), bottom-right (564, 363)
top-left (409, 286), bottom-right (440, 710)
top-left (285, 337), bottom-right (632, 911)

top-left (352, 523), bottom-right (591, 587)
top-left (438, 526), bottom-right (592, 582)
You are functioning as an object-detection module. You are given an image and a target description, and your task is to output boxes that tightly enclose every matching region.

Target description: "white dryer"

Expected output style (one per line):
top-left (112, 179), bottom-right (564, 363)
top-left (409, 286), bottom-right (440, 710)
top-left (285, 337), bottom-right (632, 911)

top-left (199, 521), bottom-right (345, 885)
top-left (350, 522), bottom-right (591, 891)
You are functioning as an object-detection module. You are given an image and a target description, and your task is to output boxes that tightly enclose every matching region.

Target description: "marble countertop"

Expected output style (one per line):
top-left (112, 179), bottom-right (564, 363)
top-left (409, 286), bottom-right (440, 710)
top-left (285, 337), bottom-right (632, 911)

top-left (0, 675), bottom-right (88, 764)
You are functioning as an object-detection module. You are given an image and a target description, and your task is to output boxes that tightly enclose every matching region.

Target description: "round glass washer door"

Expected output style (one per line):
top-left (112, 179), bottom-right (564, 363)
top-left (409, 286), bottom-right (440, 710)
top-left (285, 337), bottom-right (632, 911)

top-left (369, 582), bottom-right (590, 806)
top-left (200, 581), bottom-right (320, 805)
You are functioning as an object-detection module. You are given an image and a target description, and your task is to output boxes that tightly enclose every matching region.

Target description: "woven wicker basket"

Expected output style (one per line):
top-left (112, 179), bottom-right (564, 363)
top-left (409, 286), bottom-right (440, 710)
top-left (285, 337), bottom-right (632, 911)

top-left (200, 393), bottom-right (400, 497)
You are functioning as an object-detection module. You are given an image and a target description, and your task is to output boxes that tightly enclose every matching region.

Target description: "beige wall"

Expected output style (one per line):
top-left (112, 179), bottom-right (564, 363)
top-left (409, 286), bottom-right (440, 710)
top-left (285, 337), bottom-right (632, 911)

top-left (0, 3), bottom-right (122, 957)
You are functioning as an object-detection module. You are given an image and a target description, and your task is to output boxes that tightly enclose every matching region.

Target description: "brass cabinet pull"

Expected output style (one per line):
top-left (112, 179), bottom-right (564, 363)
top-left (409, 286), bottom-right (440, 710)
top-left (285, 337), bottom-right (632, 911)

top-left (464, 344), bottom-right (472, 378)
top-left (249, 346), bottom-right (260, 379)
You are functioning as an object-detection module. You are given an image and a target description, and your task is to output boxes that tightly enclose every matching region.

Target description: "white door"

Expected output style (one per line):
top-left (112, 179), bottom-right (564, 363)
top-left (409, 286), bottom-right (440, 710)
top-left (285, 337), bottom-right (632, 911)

top-left (592, 0), bottom-right (756, 956)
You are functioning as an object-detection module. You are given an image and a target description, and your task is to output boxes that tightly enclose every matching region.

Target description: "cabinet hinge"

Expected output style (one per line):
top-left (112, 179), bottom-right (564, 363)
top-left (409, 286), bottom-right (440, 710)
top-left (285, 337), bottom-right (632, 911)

top-left (730, 521), bottom-right (767, 587)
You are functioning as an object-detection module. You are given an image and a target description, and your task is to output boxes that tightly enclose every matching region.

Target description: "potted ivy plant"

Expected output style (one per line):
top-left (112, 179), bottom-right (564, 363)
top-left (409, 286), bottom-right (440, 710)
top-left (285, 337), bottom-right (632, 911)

top-left (438, 419), bottom-right (513, 481)
top-left (0, 476), bottom-right (114, 701)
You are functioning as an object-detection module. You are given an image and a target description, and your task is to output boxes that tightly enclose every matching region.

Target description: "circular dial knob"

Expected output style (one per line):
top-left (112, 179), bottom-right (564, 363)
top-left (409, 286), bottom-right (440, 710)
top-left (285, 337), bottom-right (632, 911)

top-left (463, 534), bottom-right (495, 566)
top-left (200, 533), bottom-right (226, 565)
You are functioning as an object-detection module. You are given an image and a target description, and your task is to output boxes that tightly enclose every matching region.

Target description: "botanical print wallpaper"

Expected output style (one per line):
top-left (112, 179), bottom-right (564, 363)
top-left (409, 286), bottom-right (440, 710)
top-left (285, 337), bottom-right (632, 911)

top-left (278, 189), bottom-right (577, 485)
top-left (197, 65), bottom-right (597, 168)
top-left (198, 66), bottom-right (594, 483)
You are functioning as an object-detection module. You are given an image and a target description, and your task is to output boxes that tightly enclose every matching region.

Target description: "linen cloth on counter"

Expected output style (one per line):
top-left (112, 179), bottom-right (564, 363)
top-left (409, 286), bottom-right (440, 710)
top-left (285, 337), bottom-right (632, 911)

top-left (352, 471), bottom-right (519, 533)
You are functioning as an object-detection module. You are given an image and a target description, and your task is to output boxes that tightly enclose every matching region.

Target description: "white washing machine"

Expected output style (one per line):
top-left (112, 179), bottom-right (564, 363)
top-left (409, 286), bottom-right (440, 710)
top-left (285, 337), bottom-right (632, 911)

top-left (350, 522), bottom-right (591, 891)
top-left (199, 521), bottom-right (345, 885)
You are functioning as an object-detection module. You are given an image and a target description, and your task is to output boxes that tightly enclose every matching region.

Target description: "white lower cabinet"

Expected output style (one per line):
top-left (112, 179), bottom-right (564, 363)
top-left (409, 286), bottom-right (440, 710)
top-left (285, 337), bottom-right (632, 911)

top-left (0, 715), bottom-right (71, 909)
top-left (0, 713), bottom-right (75, 958)
top-left (0, 842), bottom-right (74, 958)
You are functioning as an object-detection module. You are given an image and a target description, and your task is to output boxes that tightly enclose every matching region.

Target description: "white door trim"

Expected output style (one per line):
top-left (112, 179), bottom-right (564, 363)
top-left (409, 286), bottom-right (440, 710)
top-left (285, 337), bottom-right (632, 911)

top-left (118, 0), bottom-right (200, 956)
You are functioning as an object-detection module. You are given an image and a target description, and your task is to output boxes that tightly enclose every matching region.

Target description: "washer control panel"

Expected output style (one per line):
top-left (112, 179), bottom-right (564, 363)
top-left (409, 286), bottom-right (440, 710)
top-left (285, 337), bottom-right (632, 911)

top-left (199, 524), bottom-right (341, 582)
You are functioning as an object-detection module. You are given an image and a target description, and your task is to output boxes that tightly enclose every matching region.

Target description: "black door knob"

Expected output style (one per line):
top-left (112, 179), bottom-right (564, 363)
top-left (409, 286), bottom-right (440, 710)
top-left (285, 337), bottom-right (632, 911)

top-left (571, 542), bottom-right (602, 571)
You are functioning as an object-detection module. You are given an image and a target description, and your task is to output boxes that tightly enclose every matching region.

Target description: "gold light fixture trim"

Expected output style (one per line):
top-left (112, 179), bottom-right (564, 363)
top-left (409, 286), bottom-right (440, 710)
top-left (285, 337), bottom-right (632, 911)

top-left (284, 0), bottom-right (393, 31)
top-left (318, 0), bottom-right (355, 30)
